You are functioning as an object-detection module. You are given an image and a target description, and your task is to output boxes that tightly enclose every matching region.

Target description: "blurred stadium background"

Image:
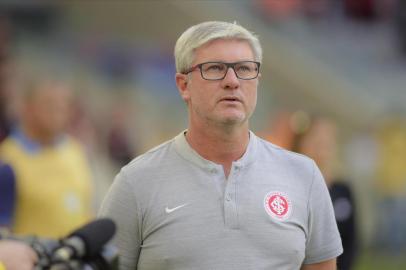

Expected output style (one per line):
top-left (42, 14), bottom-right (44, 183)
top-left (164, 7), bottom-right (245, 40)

top-left (1, 1), bottom-right (406, 269)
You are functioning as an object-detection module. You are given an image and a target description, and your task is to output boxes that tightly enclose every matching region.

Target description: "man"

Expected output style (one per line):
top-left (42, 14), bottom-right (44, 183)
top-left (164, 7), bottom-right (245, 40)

top-left (0, 76), bottom-right (94, 238)
top-left (99, 21), bottom-right (343, 270)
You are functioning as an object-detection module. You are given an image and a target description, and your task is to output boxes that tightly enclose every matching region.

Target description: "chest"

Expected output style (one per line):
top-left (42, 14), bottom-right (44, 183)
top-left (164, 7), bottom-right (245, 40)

top-left (137, 165), bottom-right (309, 269)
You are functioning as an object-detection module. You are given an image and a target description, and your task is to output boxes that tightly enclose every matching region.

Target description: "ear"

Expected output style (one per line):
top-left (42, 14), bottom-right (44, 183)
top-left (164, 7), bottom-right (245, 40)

top-left (175, 73), bottom-right (191, 103)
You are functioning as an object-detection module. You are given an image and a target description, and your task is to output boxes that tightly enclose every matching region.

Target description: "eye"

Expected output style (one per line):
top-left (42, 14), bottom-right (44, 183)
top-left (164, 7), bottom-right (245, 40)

top-left (235, 62), bottom-right (256, 73)
top-left (203, 63), bottom-right (225, 72)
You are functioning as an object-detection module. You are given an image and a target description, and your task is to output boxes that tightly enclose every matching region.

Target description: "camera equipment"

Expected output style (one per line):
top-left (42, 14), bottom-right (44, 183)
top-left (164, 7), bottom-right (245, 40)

top-left (0, 218), bottom-right (119, 270)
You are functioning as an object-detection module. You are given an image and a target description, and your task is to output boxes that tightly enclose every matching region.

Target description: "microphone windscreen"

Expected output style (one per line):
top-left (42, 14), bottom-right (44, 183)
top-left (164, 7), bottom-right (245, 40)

top-left (68, 218), bottom-right (116, 257)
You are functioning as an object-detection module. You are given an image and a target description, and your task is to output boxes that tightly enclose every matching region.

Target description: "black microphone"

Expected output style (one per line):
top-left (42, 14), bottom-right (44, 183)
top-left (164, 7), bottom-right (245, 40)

top-left (52, 218), bottom-right (116, 262)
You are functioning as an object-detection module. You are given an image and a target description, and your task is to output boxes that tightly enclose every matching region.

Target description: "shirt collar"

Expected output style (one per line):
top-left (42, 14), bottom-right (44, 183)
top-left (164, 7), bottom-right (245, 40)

top-left (173, 130), bottom-right (258, 171)
top-left (11, 128), bottom-right (67, 154)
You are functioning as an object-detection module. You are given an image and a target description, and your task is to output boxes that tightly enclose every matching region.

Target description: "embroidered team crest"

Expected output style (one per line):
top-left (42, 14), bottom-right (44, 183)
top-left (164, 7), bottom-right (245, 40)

top-left (264, 191), bottom-right (292, 221)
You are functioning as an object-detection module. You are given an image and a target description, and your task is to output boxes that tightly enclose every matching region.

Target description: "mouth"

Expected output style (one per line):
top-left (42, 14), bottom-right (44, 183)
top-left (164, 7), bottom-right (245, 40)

top-left (219, 96), bottom-right (242, 103)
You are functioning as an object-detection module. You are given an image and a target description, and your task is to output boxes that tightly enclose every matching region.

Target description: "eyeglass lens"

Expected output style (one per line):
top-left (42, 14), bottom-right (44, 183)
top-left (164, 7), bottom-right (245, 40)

top-left (201, 61), bottom-right (259, 80)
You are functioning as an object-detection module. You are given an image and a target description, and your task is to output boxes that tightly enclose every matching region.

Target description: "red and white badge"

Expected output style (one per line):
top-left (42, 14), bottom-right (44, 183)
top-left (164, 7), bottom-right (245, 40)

top-left (264, 191), bottom-right (292, 221)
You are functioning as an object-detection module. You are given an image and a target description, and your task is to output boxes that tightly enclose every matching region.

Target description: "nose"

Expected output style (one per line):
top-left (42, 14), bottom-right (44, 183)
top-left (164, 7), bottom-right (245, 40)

top-left (221, 67), bottom-right (240, 89)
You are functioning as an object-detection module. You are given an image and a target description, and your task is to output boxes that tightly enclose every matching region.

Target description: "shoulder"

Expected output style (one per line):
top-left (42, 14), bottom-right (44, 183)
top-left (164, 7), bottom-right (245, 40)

top-left (118, 137), bottom-right (177, 182)
top-left (251, 135), bottom-right (320, 193)
top-left (104, 138), bottom-right (178, 205)
top-left (0, 136), bottom-right (22, 161)
top-left (59, 136), bottom-right (89, 157)
top-left (62, 135), bottom-right (85, 150)
top-left (0, 162), bottom-right (14, 178)
top-left (0, 136), bottom-right (18, 152)
top-left (255, 135), bottom-right (316, 172)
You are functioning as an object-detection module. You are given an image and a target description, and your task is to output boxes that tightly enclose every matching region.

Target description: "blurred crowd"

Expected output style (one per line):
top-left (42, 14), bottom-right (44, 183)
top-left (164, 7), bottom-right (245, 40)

top-left (0, 10), bottom-right (139, 239)
top-left (256, 0), bottom-right (405, 47)
top-left (0, 2), bottom-right (406, 270)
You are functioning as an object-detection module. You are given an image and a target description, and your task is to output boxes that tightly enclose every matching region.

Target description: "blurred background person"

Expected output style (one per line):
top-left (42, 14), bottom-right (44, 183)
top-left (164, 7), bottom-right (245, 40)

top-left (374, 118), bottom-right (406, 256)
top-left (267, 111), bottom-right (358, 270)
top-left (106, 102), bottom-right (138, 169)
top-left (291, 114), bottom-right (358, 270)
top-left (0, 74), bottom-right (94, 238)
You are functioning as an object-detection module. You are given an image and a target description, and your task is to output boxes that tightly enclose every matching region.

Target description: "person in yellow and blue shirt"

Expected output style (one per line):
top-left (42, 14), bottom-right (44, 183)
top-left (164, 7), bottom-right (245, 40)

top-left (0, 75), bottom-right (94, 239)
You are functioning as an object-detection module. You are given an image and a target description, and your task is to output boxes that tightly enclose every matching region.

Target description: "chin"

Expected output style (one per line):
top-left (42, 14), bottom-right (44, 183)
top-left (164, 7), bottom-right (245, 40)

top-left (219, 114), bottom-right (246, 126)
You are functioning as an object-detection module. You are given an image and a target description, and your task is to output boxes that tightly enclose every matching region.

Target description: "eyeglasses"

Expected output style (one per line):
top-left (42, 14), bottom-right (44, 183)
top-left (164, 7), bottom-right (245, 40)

top-left (183, 61), bottom-right (261, 80)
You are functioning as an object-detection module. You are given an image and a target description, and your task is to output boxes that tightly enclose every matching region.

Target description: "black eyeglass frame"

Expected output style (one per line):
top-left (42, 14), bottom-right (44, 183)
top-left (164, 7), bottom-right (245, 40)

top-left (183, 61), bottom-right (261, 81)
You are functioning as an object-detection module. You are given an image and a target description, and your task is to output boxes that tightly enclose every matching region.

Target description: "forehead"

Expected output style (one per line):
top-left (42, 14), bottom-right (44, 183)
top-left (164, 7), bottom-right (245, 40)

top-left (193, 39), bottom-right (255, 63)
top-left (29, 83), bottom-right (72, 104)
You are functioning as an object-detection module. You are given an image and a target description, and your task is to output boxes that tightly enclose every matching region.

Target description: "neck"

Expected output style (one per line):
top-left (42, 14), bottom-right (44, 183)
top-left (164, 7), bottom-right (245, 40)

top-left (21, 123), bottom-right (56, 146)
top-left (186, 122), bottom-right (250, 177)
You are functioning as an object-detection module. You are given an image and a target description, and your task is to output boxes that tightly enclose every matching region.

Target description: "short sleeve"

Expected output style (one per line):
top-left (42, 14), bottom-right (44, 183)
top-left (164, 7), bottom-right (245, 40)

top-left (98, 169), bottom-right (142, 270)
top-left (303, 161), bottom-right (343, 264)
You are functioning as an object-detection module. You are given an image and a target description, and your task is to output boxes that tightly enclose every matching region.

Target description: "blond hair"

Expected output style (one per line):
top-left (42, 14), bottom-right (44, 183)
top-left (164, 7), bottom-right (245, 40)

top-left (174, 21), bottom-right (262, 73)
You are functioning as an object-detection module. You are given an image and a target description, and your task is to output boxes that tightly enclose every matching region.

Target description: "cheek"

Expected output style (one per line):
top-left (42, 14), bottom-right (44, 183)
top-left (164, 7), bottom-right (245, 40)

top-left (190, 92), bottom-right (207, 109)
top-left (252, 90), bottom-right (258, 105)
top-left (246, 86), bottom-right (258, 107)
top-left (189, 84), bottom-right (214, 106)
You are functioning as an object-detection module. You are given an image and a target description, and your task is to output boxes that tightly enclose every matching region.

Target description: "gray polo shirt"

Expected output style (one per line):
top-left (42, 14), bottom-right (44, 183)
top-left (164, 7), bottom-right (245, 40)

top-left (99, 131), bottom-right (343, 270)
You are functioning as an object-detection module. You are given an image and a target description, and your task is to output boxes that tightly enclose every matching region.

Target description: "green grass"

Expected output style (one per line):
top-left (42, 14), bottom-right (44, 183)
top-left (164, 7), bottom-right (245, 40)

top-left (354, 251), bottom-right (406, 270)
